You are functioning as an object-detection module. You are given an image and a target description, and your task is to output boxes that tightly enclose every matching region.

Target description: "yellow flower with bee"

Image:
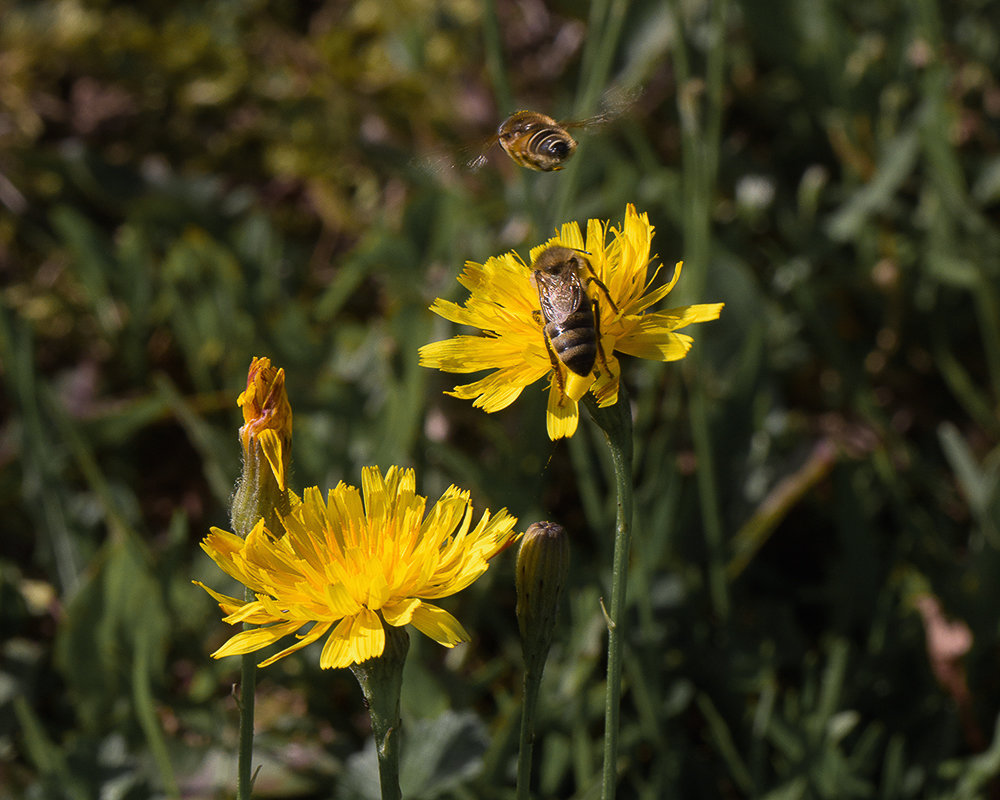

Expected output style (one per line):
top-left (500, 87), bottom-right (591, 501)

top-left (419, 204), bottom-right (724, 439)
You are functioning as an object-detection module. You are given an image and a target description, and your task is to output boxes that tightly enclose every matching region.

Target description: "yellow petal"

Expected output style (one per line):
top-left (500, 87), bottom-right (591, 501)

top-left (421, 561), bottom-right (489, 598)
top-left (545, 379), bottom-right (580, 440)
top-left (318, 617), bottom-right (356, 669)
top-left (222, 600), bottom-right (283, 625)
top-left (319, 611), bottom-right (386, 669)
top-left (325, 582), bottom-right (361, 617)
top-left (200, 527), bottom-right (246, 570)
top-left (382, 597), bottom-right (421, 626)
top-left (559, 221), bottom-right (586, 251)
top-left (361, 465), bottom-right (387, 511)
top-left (585, 217), bottom-right (607, 262)
top-left (457, 254), bottom-right (537, 310)
top-left (631, 261), bottom-right (682, 313)
top-left (258, 429), bottom-right (286, 490)
top-left (193, 580), bottom-right (245, 616)
top-left (201, 526), bottom-right (261, 588)
top-left (257, 622), bottom-right (332, 668)
top-left (210, 619), bottom-right (302, 659)
top-left (642, 303), bottom-right (725, 330)
top-left (590, 350), bottom-right (621, 407)
top-left (446, 368), bottom-right (543, 412)
top-left (409, 602), bottom-right (470, 647)
top-left (419, 335), bottom-right (538, 373)
top-left (351, 608), bottom-right (386, 663)
top-left (564, 369), bottom-right (594, 402)
top-left (616, 330), bottom-right (695, 362)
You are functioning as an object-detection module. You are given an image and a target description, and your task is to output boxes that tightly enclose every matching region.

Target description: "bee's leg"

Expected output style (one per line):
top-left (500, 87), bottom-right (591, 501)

top-left (592, 297), bottom-right (611, 376)
top-left (584, 272), bottom-right (620, 315)
top-left (541, 329), bottom-right (568, 396)
top-left (534, 310), bottom-right (567, 393)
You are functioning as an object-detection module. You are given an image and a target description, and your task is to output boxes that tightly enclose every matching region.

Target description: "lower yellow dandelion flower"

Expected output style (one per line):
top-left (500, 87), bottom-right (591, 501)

top-left (419, 204), bottom-right (724, 439)
top-left (197, 466), bottom-right (518, 669)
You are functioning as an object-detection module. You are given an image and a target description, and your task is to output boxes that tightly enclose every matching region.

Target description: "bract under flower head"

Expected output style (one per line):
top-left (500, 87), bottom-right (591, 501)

top-left (419, 204), bottom-right (724, 439)
top-left (196, 465), bottom-right (518, 669)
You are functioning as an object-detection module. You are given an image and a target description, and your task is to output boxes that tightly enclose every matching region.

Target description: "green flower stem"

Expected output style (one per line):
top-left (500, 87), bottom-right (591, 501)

top-left (350, 624), bottom-right (410, 800)
top-left (583, 385), bottom-right (634, 800)
top-left (232, 449), bottom-right (270, 800)
top-left (516, 666), bottom-right (542, 800)
top-left (237, 589), bottom-right (257, 800)
top-left (236, 665), bottom-right (256, 800)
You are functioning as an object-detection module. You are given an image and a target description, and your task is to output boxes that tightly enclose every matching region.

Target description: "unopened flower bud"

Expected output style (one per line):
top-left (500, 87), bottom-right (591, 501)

top-left (230, 356), bottom-right (293, 537)
top-left (516, 521), bottom-right (569, 674)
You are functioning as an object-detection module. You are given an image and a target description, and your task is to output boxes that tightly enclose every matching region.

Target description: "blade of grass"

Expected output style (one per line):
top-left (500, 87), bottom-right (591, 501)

top-left (13, 696), bottom-right (89, 800)
top-left (133, 630), bottom-right (181, 799)
top-left (0, 304), bottom-right (82, 595)
top-left (696, 691), bottom-right (754, 794)
top-left (552, 0), bottom-right (632, 228)
top-left (671, 0), bottom-right (730, 621)
top-left (482, 0), bottom-right (513, 116)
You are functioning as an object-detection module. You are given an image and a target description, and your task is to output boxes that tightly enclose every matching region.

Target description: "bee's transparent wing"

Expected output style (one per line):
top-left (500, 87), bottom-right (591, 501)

top-left (537, 272), bottom-right (585, 324)
top-left (466, 152), bottom-right (490, 171)
top-left (562, 84), bottom-right (644, 131)
top-left (409, 133), bottom-right (498, 179)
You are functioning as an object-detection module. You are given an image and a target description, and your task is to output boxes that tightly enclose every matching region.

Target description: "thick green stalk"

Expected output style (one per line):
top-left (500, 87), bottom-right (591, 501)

top-left (516, 668), bottom-right (542, 800)
top-left (350, 624), bottom-right (410, 800)
top-left (237, 595), bottom-right (257, 800)
top-left (583, 386), bottom-right (634, 800)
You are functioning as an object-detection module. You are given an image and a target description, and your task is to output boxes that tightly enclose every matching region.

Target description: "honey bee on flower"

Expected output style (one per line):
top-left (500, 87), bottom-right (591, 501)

top-left (419, 204), bottom-right (724, 439)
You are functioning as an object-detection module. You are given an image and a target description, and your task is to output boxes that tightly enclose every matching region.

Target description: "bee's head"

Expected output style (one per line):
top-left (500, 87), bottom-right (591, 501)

top-left (531, 246), bottom-right (589, 276)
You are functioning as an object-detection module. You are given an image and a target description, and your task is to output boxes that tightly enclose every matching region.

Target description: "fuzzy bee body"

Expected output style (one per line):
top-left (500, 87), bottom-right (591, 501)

top-left (531, 247), bottom-right (599, 377)
top-left (459, 88), bottom-right (640, 173)
top-left (542, 310), bottom-right (597, 376)
top-left (498, 111), bottom-right (578, 172)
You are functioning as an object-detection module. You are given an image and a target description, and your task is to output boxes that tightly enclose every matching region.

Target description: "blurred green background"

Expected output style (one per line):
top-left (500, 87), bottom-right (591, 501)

top-left (3, 0), bottom-right (1000, 797)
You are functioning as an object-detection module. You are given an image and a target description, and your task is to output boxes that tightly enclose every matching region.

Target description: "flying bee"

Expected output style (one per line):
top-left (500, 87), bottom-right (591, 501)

top-left (468, 110), bottom-right (606, 172)
top-left (495, 111), bottom-right (577, 172)
top-left (531, 246), bottom-right (620, 393)
top-left (467, 87), bottom-right (642, 172)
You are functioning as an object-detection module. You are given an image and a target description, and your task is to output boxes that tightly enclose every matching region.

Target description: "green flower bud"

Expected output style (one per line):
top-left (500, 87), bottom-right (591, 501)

top-left (516, 521), bottom-right (570, 674)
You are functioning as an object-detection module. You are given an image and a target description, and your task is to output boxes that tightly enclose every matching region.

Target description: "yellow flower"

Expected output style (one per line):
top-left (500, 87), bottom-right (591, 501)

top-left (419, 204), bottom-right (724, 439)
top-left (238, 356), bottom-right (292, 491)
top-left (196, 466), bottom-right (518, 669)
